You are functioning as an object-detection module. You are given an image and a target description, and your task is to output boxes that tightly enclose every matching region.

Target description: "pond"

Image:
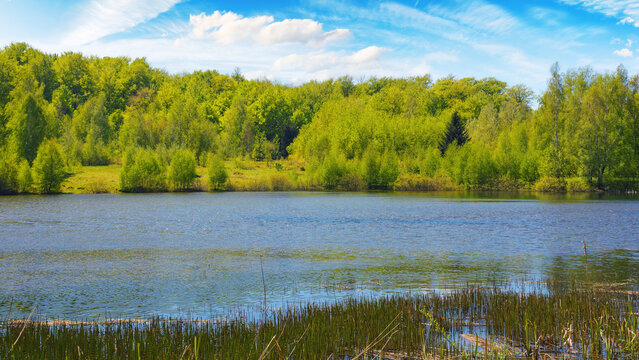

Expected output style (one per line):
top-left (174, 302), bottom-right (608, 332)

top-left (1, 192), bottom-right (638, 320)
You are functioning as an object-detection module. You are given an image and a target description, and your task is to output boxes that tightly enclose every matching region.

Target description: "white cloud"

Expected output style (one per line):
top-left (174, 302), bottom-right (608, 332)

top-left (256, 19), bottom-right (351, 45)
top-left (628, 38), bottom-right (633, 47)
top-left (185, 11), bottom-right (350, 46)
top-left (272, 46), bottom-right (386, 73)
top-left (345, 46), bottom-right (387, 64)
top-left (561, 1), bottom-right (639, 27)
top-left (62, 0), bottom-right (182, 46)
top-left (189, 11), bottom-right (273, 44)
top-left (614, 48), bottom-right (633, 57)
top-left (619, 16), bottom-right (635, 25)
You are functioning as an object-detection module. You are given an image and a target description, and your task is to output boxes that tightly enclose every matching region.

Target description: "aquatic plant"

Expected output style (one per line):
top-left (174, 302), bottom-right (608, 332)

top-left (1, 285), bottom-right (637, 359)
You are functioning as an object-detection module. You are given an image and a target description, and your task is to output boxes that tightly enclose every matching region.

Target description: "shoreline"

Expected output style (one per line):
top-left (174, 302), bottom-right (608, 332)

top-left (2, 161), bottom-right (637, 196)
top-left (2, 285), bottom-right (638, 359)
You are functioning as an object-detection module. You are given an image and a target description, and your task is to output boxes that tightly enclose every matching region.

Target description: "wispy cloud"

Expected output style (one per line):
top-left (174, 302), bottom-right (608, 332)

top-left (529, 7), bottom-right (566, 26)
top-left (62, 0), bottom-right (182, 46)
top-left (560, 0), bottom-right (639, 26)
top-left (428, 0), bottom-right (520, 34)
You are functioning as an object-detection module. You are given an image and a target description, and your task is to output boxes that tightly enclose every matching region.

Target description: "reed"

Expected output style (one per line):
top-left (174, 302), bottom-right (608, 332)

top-left (2, 284), bottom-right (637, 359)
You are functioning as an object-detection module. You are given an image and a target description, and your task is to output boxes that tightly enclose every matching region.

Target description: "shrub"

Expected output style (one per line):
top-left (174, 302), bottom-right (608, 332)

top-left (378, 151), bottom-right (400, 189)
top-left (393, 173), bottom-right (458, 191)
top-left (463, 145), bottom-right (497, 188)
top-left (168, 148), bottom-right (197, 191)
top-left (321, 156), bottom-right (345, 190)
top-left (566, 177), bottom-right (591, 192)
top-left (120, 148), bottom-right (167, 192)
top-left (0, 150), bottom-right (19, 194)
top-left (16, 160), bottom-right (33, 193)
top-left (533, 176), bottom-right (565, 192)
top-left (269, 173), bottom-right (294, 191)
top-left (207, 153), bottom-right (228, 191)
top-left (361, 149), bottom-right (399, 190)
top-left (338, 172), bottom-right (366, 191)
top-left (362, 148), bottom-right (381, 189)
top-left (32, 139), bottom-right (67, 194)
top-left (520, 152), bottom-right (540, 184)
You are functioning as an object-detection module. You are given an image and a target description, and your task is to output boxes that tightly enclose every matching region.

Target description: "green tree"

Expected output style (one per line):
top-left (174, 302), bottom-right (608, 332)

top-left (168, 148), bottom-right (197, 191)
top-left (0, 149), bottom-right (19, 194)
top-left (578, 75), bottom-right (622, 188)
top-left (32, 139), bottom-right (66, 193)
top-left (5, 72), bottom-right (51, 163)
top-left (537, 62), bottom-right (567, 179)
top-left (16, 159), bottom-right (33, 193)
top-left (439, 111), bottom-right (469, 155)
top-left (120, 148), bottom-right (167, 192)
top-left (207, 153), bottom-right (228, 190)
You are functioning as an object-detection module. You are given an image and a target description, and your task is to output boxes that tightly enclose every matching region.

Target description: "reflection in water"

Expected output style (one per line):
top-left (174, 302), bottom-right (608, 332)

top-left (0, 192), bottom-right (638, 320)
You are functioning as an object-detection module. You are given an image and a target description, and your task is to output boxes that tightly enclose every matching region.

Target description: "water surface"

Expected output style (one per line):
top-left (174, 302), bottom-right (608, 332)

top-left (1, 192), bottom-right (638, 320)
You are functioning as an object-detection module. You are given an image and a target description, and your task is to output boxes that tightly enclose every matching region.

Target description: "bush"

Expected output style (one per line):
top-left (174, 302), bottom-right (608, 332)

top-left (566, 177), bottom-right (591, 192)
top-left (0, 150), bottom-right (19, 194)
top-left (16, 160), bottom-right (33, 193)
top-left (32, 139), bottom-right (67, 194)
top-left (378, 151), bottom-right (400, 189)
top-left (321, 156), bottom-right (345, 190)
top-left (362, 149), bottom-right (399, 190)
top-left (269, 173), bottom-right (295, 191)
top-left (168, 148), bottom-right (197, 191)
top-left (120, 148), bottom-right (167, 192)
top-left (393, 173), bottom-right (458, 191)
top-left (463, 145), bottom-right (497, 188)
top-left (207, 153), bottom-right (228, 191)
top-left (338, 172), bottom-right (366, 191)
top-left (533, 176), bottom-right (565, 192)
top-left (520, 152), bottom-right (540, 184)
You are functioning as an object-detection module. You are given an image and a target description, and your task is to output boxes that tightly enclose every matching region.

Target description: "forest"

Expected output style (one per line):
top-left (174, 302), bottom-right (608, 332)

top-left (0, 43), bottom-right (638, 194)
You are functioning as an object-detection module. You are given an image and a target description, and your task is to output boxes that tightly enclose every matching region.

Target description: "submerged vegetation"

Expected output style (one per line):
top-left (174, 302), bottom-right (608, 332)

top-left (2, 285), bottom-right (638, 359)
top-left (1, 43), bottom-right (639, 193)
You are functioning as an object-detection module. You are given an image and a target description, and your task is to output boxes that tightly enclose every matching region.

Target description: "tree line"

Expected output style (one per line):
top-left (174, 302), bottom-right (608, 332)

top-left (0, 43), bottom-right (637, 193)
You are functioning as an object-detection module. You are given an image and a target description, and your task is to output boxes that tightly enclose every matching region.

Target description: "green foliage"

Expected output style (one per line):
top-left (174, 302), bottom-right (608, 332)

top-left (16, 159), bottom-right (33, 193)
top-left (533, 176), bottom-right (565, 193)
top-left (439, 112), bottom-right (469, 156)
top-left (0, 149), bottom-right (19, 194)
top-left (32, 139), bottom-right (66, 193)
top-left (463, 145), bottom-right (497, 187)
top-left (5, 72), bottom-right (51, 163)
top-left (565, 177), bottom-right (592, 192)
top-left (206, 153), bottom-right (228, 191)
top-left (268, 173), bottom-right (294, 191)
top-left (119, 148), bottom-right (167, 192)
top-left (168, 148), bottom-right (197, 191)
top-left (321, 155), bottom-right (345, 190)
top-left (1, 44), bottom-right (639, 193)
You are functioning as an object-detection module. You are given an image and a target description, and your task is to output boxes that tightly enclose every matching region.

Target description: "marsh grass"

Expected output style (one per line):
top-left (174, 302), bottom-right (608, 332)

top-left (2, 285), bottom-right (638, 359)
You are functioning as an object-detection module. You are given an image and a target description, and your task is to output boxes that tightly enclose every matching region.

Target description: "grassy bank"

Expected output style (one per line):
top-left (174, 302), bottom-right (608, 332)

top-left (59, 160), bottom-right (315, 194)
top-left (54, 162), bottom-right (639, 195)
top-left (2, 285), bottom-right (638, 359)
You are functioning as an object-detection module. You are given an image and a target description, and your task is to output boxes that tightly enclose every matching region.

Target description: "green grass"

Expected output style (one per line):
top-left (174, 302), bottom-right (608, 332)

top-left (2, 285), bottom-right (638, 359)
top-left (61, 165), bottom-right (121, 194)
top-left (59, 159), bottom-right (315, 194)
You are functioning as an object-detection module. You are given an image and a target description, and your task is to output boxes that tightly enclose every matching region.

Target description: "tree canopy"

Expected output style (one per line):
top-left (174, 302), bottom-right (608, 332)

top-left (1, 44), bottom-right (638, 193)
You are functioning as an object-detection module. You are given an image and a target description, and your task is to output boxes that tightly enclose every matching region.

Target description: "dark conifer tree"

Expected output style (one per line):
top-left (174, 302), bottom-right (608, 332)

top-left (439, 111), bottom-right (469, 156)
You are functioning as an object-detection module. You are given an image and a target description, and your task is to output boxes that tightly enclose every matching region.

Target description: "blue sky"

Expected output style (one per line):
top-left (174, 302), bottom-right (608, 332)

top-left (1, 0), bottom-right (639, 93)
